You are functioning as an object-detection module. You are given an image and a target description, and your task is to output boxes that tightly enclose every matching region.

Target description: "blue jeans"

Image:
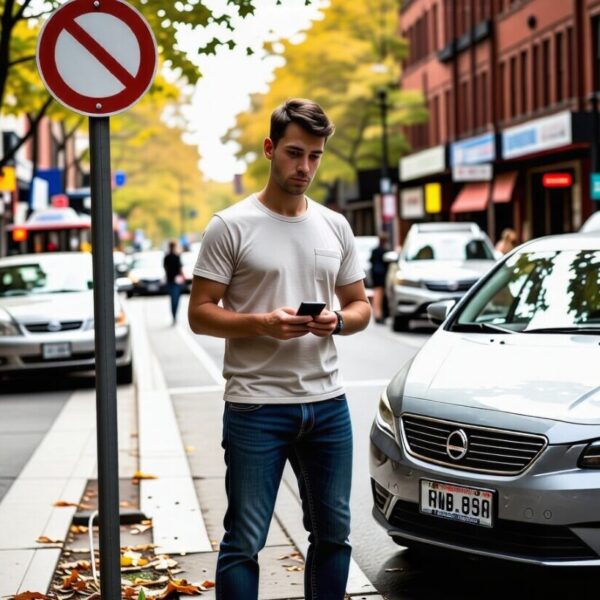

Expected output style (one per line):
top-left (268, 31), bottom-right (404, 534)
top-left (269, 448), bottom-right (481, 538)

top-left (216, 395), bottom-right (353, 600)
top-left (166, 281), bottom-right (181, 321)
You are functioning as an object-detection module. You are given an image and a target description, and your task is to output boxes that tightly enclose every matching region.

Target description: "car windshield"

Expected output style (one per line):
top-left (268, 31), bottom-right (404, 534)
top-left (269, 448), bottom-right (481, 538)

top-left (453, 249), bottom-right (600, 333)
top-left (404, 235), bottom-right (494, 261)
top-left (132, 253), bottom-right (163, 269)
top-left (0, 261), bottom-right (93, 296)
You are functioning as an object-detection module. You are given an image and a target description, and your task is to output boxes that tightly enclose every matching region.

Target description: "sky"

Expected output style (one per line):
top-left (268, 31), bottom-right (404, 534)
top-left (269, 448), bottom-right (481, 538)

top-left (176, 1), bottom-right (327, 183)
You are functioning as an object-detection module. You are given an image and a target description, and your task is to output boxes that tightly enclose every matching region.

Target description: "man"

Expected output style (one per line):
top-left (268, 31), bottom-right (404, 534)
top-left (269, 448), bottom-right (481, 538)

top-left (188, 98), bottom-right (371, 600)
top-left (163, 240), bottom-right (183, 325)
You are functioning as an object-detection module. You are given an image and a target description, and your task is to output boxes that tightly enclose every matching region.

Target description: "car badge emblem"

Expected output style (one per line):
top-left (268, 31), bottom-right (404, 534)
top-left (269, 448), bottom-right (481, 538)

top-left (47, 320), bottom-right (62, 332)
top-left (446, 429), bottom-right (468, 460)
top-left (448, 281), bottom-right (459, 291)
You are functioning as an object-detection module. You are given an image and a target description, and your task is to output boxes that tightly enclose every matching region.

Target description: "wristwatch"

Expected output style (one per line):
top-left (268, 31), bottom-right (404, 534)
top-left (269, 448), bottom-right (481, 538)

top-left (332, 310), bottom-right (344, 335)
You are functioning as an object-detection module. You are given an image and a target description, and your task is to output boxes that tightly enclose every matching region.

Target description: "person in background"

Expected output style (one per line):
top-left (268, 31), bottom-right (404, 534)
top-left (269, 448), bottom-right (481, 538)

top-left (369, 233), bottom-right (389, 324)
top-left (164, 240), bottom-right (184, 325)
top-left (495, 228), bottom-right (518, 255)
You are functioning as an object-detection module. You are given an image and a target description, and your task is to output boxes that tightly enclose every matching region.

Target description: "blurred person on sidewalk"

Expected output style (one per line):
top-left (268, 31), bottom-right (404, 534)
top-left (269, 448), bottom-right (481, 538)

top-left (164, 240), bottom-right (184, 325)
top-left (188, 98), bottom-right (371, 600)
top-left (369, 233), bottom-right (390, 323)
top-left (495, 228), bottom-right (518, 255)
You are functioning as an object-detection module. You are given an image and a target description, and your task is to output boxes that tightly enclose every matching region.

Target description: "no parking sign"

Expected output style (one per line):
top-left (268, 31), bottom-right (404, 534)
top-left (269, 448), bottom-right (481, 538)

top-left (37, 0), bottom-right (157, 116)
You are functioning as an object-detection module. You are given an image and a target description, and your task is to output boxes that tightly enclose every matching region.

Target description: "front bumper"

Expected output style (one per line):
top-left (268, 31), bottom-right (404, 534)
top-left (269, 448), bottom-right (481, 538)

top-left (369, 422), bottom-right (600, 566)
top-left (0, 325), bottom-right (131, 375)
top-left (391, 285), bottom-right (463, 318)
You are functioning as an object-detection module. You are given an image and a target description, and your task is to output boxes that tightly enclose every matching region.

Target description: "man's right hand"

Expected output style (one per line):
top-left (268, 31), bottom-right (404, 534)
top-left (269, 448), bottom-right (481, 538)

top-left (261, 307), bottom-right (313, 340)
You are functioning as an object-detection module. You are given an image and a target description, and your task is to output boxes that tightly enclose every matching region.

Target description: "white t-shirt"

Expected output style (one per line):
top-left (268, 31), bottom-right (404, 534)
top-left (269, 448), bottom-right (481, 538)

top-left (193, 194), bottom-right (364, 404)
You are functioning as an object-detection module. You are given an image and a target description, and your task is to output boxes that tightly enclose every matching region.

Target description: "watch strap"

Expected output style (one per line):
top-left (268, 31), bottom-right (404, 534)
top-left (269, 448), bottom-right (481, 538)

top-left (332, 310), bottom-right (344, 335)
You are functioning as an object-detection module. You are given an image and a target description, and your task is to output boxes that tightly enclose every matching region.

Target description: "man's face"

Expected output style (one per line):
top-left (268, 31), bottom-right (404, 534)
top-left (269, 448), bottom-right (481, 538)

top-left (264, 123), bottom-right (325, 197)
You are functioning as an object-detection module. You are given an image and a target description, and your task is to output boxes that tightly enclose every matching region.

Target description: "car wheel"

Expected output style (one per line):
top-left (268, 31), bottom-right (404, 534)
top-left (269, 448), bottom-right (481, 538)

top-left (126, 290), bottom-right (133, 299)
top-left (117, 361), bottom-right (133, 385)
top-left (392, 315), bottom-right (410, 332)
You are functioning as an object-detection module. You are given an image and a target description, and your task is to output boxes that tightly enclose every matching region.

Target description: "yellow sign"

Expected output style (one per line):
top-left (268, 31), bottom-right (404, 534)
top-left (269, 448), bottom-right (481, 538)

top-left (425, 183), bottom-right (442, 214)
top-left (0, 167), bottom-right (16, 192)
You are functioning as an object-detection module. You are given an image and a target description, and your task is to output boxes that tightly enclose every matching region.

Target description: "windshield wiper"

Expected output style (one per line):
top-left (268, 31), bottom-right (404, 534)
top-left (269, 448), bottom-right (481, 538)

top-left (451, 322), bottom-right (514, 334)
top-left (523, 326), bottom-right (600, 335)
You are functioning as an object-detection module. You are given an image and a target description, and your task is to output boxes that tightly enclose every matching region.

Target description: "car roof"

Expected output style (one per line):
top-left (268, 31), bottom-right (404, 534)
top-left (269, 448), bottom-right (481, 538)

top-left (516, 233), bottom-right (600, 253)
top-left (411, 222), bottom-right (481, 234)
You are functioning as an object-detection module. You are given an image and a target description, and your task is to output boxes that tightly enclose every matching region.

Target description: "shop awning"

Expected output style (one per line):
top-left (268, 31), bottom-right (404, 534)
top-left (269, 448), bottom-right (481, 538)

top-left (492, 171), bottom-right (518, 204)
top-left (451, 182), bottom-right (490, 213)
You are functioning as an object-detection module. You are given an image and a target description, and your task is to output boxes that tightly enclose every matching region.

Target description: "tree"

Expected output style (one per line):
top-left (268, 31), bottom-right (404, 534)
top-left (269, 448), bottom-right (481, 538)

top-left (0, 0), bottom-right (304, 168)
top-left (225, 0), bottom-right (427, 200)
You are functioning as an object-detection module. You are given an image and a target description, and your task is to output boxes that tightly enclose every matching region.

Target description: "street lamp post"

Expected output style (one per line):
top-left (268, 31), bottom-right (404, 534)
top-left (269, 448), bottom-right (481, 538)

top-left (377, 87), bottom-right (395, 247)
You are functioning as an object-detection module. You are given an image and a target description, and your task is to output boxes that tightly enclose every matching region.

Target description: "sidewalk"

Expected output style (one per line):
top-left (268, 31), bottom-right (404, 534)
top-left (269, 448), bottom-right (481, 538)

top-left (0, 298), bottom-right (382, 599)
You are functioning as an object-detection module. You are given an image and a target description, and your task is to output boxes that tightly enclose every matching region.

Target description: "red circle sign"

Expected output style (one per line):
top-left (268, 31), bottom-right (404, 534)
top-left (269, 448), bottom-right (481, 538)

top-left (37, 0), bottom-right (157, 117)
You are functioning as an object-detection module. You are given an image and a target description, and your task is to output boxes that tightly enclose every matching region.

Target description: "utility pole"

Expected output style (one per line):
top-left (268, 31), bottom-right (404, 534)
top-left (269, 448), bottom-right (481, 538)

top-left (377, 87), bottom-right (395, 248)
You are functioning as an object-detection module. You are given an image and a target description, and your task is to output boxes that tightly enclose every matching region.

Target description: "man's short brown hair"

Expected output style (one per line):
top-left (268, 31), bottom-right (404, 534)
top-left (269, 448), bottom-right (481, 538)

top-left (270, 99), bottom-right (335, 146)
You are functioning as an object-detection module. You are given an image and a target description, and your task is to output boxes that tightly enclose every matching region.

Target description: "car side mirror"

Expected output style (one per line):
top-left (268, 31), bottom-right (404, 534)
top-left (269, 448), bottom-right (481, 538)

top-left (427, 299), bottom-right (456, 325)
top-left (383, 251), bottom-right (399, 263)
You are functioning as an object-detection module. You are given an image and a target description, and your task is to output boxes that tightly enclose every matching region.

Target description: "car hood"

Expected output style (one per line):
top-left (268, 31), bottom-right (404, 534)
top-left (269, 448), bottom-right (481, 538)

top-left (398, 260), bottom-right (494, 281)
top-left (1, 291), bottom-right (95, 323)
top-left (130, 267), bottom-right (165, 280)
top-left (405, 331), bottom-right (600, 424)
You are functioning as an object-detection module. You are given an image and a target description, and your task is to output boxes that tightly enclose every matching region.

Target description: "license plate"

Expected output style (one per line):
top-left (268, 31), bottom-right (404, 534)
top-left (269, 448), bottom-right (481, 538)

top-left (420, 479), bottom-right (494, 527)
top-left (42, 342), bottom-right (71, 359)
top-left (147, 284), bottom-right (159, 292)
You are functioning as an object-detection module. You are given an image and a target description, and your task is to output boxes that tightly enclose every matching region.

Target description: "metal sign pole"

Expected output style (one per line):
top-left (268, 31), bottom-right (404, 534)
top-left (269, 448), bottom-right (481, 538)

top-left (89, 116), bottom-right (121, 597)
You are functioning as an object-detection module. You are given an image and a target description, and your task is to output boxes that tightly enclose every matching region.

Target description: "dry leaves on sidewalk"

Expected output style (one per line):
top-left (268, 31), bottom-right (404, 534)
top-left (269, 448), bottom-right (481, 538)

top-left (9, 593), bottom-right (52, 600)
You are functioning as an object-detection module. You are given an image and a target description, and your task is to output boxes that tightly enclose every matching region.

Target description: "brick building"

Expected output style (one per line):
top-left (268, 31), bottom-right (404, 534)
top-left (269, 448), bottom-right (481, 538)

top-left (398, 0), bottom-right (600, 243)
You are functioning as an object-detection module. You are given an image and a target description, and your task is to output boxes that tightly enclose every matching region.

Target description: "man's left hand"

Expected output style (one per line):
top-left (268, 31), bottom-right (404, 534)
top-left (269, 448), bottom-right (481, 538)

top-left (306, 309), bottom-right (338, 337)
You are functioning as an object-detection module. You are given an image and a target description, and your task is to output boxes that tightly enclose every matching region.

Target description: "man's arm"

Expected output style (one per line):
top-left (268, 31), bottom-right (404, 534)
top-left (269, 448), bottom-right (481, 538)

top-left (188, 276), bottom-right (313, 340)
top-left (306, 280), bottom-right (371, 337)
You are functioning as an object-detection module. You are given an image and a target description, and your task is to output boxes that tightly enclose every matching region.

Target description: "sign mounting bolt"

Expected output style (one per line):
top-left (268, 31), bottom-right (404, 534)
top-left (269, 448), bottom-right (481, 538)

top-left (93, 1), bottom-right (100, 7)
top-left (96, 103), bottom-right (102, 110)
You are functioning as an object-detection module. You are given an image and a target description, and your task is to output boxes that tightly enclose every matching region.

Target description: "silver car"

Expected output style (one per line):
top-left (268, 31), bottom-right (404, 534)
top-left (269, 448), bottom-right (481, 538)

top-left (126, 250), bottom-right (166, 297)
top-left (0, 252), bottom-right (132, 383)
top-left (386, 222), bottom-right (497, 331)
top-left (370, 233), bottom-right (600, 565)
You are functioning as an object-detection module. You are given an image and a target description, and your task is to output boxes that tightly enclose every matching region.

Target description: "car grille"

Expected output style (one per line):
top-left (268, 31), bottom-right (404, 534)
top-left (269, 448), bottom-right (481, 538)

top-left (25, 321), bottom-right (83, 333)
top-left (424, 279), bottom-right (478, 292)
top-left (401, 414), bottom-right (547, 475)
top-left (387, 499), bottom-right (597, 561)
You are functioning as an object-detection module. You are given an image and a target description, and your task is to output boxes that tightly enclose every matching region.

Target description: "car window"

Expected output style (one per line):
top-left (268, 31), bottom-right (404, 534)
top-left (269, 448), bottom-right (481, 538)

top-left (0, 261), bottom-right (93, 296)
top-left (405, 234), bottom-right (494, 261)
top-left (455, 250), bottom-right (600, 332)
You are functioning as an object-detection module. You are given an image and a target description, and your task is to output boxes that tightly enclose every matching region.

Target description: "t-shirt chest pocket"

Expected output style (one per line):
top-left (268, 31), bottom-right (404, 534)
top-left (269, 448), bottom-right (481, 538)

top-left (314, 248), bottom-right (341, 282)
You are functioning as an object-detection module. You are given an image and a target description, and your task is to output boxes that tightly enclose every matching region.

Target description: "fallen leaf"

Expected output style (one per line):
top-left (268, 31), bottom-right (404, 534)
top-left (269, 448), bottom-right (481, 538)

top-left (36, 536), bottom-right (63, 544)
top-left (10, 592), bottom-right (52, 600)
top-left (69, 525), bottom-right (88, 534)
top-left (152, 580), bottom-right (203, 600)
top-left (133, 576), bottom-right (169, 586)
top-left (132, 470), bottom-right (158, 480)
top-left (185, 446), bottom-right (195, 454)
top-left (199, 580), bottom-right (215, 590)
top-left (61, 570), bottom-right (81, 590)
top-left (53, 500), bottom-right (79, 508)
top-left (130, 523), bottom-right (153, 535)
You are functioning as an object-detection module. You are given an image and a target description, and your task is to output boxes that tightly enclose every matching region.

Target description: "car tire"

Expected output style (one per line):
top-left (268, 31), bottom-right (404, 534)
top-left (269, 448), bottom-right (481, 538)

top-left (117, 361), bottom-right (133, 385)
top-left (126, 291), bottom-right (133, 299)
top-left (392, 315), bottom-right (410, 332)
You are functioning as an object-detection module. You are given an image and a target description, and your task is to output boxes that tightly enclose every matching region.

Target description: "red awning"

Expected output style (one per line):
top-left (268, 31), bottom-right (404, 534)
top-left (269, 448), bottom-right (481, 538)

top-left (451, 182), bottom-right (490, 213)
top-left (492, 171), bottom-right (518, 204)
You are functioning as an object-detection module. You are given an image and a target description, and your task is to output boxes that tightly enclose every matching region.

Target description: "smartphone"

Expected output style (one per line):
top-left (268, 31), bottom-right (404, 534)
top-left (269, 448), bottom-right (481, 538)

top-left (297, 301), bottom-right (326, 317)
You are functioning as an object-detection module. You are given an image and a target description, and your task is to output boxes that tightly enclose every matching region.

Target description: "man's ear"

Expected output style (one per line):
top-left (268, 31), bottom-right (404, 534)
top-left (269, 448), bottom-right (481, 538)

top-left (263, 137), bottom-right (274, 160)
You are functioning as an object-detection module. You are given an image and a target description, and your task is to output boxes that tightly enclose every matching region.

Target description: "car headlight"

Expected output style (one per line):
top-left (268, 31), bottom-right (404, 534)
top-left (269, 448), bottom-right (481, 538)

top-left (115, 311), bottom-right (127, 326)
top-left (376, 387), bottom-right (395, 437)
top-left (579, 441), bottom-right (600, 468)
top-left (0, 320), bottom-right (19, 336)
top-left (395, 278), bottom-right (423, 288)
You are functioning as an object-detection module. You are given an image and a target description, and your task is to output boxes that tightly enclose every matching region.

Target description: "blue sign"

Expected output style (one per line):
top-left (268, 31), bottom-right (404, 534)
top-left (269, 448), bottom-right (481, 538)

top-left (115, 170), bottom-right (126, 187)
top-left (450, 133), bottom-right (495, 167)
top-left (591, 173), bottom-right (600, 201)
top-left (33, 168), bottom-right (63, 205)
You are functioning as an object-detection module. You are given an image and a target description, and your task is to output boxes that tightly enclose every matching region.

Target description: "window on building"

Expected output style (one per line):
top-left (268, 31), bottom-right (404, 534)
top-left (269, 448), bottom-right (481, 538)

top-left (566, 27), bottom-right (574, 98)
top-left (542, 38), bottom-right (551, 106)
top-left (444, 0), bottom-right (453, 45)
top-left (555, 31), bottom-right (564, 103)
top-left (510, 55), bottom-right (517, 117)
top-left (461, 80), bottom-right (469, 133)
top-left (481, 71), bottom-right (488, 125)
top-left (592, 16), bottom-right (600, 92)
top-left (432, 95), bottom-right (440, 144)
top-left (445, 89), bottom-right (453, 140)
top-left (479, 0), bottom-right (490, 22)
top-left (532, 44), bottom-right (540, 110)
top-left (520, 50), bottom-right (528, 114)
top-left (432, 4), bottom-right (439, 52)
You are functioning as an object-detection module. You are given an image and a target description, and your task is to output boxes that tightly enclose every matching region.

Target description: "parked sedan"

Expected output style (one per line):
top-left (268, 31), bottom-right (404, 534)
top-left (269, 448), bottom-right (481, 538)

top-left (385, 222), bottom-right (497, 331)
top-left (0, 252), bottom-right (132, 383)
top-left (370, 233), bottom-right (600, 566)
top-left (126, 250), bottom-right (166, 297)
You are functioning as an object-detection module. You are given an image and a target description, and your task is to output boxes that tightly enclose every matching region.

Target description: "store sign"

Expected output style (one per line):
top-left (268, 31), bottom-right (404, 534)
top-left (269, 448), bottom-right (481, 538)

top-left (542, 173), bottom-right (572, 188)
top-left (381, 193), bottom-right (397, 222)
top-left (450, 133), bottom-right (495, 167)
top-left (401, 187), bottom-right (425, 219)
top-left (425, 183), bottom-right (442, 214)
top-left (399, 145), bottom-right (445, 181)
top-left (502, 111), bottom-right (572, 159)
top-left (591, 173), bottom-right (600, 200)
top-left (452, 164), bottom-right (493, 182)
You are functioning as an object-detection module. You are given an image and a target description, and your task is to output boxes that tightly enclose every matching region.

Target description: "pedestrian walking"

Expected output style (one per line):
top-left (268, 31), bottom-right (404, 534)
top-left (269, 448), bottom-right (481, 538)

top-left (188, 98), bottom-right (371, 600)
top-left (369, 233), bottom-right (390, 323)
top-left (495, 228), bottom-right (518, 255)
top-left (164, 240), bottom-right (183, 325)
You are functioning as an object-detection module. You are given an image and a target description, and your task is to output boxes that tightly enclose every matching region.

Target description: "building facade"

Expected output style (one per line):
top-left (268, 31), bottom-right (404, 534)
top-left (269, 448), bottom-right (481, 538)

top-left (398, 0), bottom-right (600, 243)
